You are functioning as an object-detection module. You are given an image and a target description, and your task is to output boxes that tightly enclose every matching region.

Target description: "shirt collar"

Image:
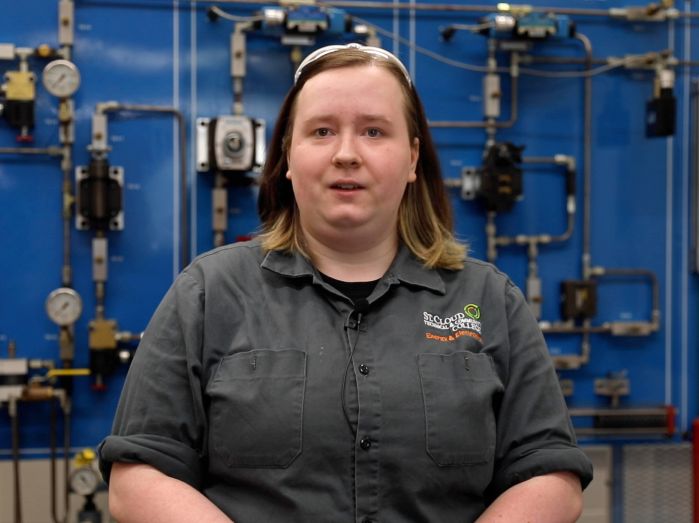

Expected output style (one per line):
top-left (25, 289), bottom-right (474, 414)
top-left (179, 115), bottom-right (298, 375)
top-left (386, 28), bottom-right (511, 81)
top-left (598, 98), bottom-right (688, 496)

top-left (260, 244), bottom-right (446, 295)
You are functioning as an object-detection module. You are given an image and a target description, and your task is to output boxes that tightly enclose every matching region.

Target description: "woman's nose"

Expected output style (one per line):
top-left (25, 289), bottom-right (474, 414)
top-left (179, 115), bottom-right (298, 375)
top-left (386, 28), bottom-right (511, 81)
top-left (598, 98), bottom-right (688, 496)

top-left (331, 134), bottom-right (361, 168)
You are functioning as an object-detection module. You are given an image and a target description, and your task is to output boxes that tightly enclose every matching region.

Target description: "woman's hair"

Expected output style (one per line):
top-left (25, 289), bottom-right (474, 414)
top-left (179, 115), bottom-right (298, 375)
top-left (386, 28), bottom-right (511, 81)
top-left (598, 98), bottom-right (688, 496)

top-left (257, 45), bottom-right (466, 269)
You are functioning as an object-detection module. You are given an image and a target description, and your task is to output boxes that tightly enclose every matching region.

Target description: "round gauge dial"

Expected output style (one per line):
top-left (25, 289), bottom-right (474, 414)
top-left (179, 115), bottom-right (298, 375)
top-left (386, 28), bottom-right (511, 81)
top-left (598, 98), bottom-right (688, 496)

top-left (45, 287), bottom-right (83, 326)
top-left (69, 467), bottom-right (101, 496)
top-left (42, 59), bottom-right (81, 98)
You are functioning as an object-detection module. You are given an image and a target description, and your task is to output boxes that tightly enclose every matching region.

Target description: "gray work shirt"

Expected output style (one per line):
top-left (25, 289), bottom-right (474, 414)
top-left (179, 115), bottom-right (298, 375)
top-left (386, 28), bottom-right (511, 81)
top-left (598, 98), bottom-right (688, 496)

top-left (99, 239), bottom-right (592, 522)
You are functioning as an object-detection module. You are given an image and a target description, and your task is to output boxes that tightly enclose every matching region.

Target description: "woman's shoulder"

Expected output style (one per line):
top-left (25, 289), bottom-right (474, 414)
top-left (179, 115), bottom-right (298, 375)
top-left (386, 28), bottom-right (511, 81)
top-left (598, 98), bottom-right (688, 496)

top-left (458, 256), bottom-right (513, 284)
top-left (438, 256), bottom-right (522, 303)
top-left (183, 238), bottom-right (265, 279)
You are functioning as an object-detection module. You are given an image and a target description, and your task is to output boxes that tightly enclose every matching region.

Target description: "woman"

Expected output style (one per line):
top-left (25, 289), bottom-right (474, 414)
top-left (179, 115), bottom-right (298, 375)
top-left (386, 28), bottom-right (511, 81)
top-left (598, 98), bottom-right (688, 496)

top-left (100, 43), bottom-right (592, 523)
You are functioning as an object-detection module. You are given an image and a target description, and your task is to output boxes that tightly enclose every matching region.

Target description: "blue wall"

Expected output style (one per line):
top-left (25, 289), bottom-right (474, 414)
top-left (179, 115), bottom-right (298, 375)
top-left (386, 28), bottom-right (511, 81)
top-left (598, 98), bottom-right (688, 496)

top-left (1, 0), bottom-right (697, 475)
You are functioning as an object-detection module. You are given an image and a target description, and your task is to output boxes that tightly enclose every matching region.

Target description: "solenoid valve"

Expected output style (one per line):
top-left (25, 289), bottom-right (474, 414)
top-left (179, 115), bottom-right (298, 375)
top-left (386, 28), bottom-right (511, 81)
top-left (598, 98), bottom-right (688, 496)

top-left (481, 12), bottom-right (575, 40)
top-left (646, 68), bottom-right (676, 137)
top-left (260, 5), bottom-right (350, 38)
top-left (88, 319), bottom-right (137, 390)
top-left (1, 68), bottom-right (36, 140)
top-left (75, 157), bottom-right (124, 231)
top-left (442, 11), bottom-right (574, 41)
top-left (477, 142), bottom-right (524, 213)
top-left (196, 115), bottom-right (265, 175)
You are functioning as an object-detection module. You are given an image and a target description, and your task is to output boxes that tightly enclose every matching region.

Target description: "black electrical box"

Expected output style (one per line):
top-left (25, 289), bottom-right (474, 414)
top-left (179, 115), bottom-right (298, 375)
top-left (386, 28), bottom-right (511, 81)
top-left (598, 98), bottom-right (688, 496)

top-left (560, 280), bottom-right (597, 320)
top-left (646, 88), bottom-right (676, 138)
top-left (478, 142), bottom-right (524, 213)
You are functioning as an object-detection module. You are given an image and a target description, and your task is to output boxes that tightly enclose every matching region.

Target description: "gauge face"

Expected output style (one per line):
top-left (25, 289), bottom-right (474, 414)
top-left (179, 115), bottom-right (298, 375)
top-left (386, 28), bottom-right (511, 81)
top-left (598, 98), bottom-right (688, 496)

top-left (45, 287), bottom-right (82, 326)
top-left (42, 59), bottom-right (80, 98)
top-left (69, 467), bottom-right (100, 496)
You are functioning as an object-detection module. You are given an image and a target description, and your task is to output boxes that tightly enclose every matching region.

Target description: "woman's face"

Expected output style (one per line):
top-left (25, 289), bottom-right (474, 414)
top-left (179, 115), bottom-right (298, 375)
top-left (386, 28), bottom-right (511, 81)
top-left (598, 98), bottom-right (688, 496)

top-left (286, 64), bottom-right (419, 247)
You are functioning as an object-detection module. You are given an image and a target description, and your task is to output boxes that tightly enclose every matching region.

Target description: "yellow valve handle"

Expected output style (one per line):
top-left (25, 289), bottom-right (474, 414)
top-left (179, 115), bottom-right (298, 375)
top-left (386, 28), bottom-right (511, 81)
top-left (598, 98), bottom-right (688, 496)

top-left (46, 368), bottom-right (91, 378)
top-left (74, 448), bottom-right (97, 467)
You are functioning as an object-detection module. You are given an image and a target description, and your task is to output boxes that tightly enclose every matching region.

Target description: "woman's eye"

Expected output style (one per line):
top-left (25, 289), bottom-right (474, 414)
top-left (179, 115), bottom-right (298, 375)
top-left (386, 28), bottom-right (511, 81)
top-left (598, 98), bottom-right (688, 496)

top-left (314, 128), bottom-right (331, 137)
top-left (366, 128), bottom-right (382, 138)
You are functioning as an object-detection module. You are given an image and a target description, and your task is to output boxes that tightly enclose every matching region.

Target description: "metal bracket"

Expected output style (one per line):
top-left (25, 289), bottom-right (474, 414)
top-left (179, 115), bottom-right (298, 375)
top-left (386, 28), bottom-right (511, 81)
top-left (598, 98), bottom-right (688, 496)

top-left (460, 166), bottom-right (479, 200)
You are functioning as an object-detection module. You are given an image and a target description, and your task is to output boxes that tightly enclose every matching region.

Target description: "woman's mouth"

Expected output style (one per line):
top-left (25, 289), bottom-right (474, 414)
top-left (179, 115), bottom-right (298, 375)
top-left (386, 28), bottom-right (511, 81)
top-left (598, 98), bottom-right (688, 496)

top-left (331, 182), bottom-right (363, 190)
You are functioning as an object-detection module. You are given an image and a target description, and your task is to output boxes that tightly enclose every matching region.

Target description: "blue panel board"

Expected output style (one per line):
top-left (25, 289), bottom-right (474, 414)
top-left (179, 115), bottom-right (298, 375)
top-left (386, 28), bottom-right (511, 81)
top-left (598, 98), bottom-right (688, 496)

top-left (0, 0), bottom-right (697, 496)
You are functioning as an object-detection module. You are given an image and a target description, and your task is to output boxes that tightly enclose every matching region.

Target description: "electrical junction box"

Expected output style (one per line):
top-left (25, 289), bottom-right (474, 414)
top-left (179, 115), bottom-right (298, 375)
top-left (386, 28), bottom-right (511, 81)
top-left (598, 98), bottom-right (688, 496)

top-left (560, 280), bottom-right (598, 321)
top-left (646, 88), bottom-right (676, 137)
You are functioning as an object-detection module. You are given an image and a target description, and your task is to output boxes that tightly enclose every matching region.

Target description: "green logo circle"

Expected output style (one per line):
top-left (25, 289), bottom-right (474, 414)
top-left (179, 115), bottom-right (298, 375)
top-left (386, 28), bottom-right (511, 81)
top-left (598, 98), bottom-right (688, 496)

top-left (464, 304), bottom-right (480, 320)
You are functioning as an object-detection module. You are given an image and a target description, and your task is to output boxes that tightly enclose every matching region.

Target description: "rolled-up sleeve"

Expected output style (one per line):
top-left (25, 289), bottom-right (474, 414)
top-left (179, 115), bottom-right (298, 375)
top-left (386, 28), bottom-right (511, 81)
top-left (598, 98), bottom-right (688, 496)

top-left (486, 283), bottom-right (593, 500)
top-left (98, 271), bottom-right (207, 489)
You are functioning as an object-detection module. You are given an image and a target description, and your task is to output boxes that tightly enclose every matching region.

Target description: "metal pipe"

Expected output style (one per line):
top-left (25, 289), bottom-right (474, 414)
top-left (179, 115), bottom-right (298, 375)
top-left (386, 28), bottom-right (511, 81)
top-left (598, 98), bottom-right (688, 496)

top-left (522, 55), bottom-right (608, 67)
top-left (569, 407), bottom-right (671, 417)
top-left (542, 323), bottom-right (612, 335)
top-left (0, 143), bottom-right (72, 285)
top-left (200, 0), bottom-right (614, 16)
top-left (581, 329), bottom-right (591, 365)
top-left (61, 174), bottom-right (72, 287)
top-left (0, 146), bottom-right (63, 156)
top-left (10, 397), bottom-right (22, 523)
top-left (594, 267), bottom-right (659, 304)
top-left (494, 156), bottom-right (576, 247)
top-left (494, 212), bottom-right (574, 246)
top-left (58, 106), bottom-right (77, 290)
top-left (692, 79), bottom-right (699, 273)
top-left (206, 0), bottom-right (697, 18)
top-left (429, 53), bottom-right (519, 130)
top-left (95, 280), bottom-right (106, 321)
top-left (59, 0), bottom-right (75, 61)
top-left (213, 173), bottom-right (228, 248)
top-left (570, 406), bottom-right (674, 436)
top-left (521, 55), bottom-right (699, 68)
top-left (693, 418), bottom-right (698, 523)
top-left (576, 32), bottom-right (594, 280)
top-left (591, 267), bottom-right (662, 328)
top-left (0, 145), bottom-right (74, 285)
top-left (485, 211), bottom-right (497, 263)
top-left (49, 399), bottom-right (58, 522)
top-left (50, 391), bottom-right (70, 523)
top-left (96, 103), bottom-right (190, 267)
top-left (574, 427), bottom-right (668, 436)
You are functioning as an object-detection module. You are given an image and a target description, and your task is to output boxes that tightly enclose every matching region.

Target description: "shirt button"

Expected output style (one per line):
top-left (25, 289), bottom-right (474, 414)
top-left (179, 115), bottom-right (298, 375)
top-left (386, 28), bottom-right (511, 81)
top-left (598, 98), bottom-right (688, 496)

top-left (359, 437), bottom-right (372, 450)
top-left (358, 364), bottom-right (370, 375)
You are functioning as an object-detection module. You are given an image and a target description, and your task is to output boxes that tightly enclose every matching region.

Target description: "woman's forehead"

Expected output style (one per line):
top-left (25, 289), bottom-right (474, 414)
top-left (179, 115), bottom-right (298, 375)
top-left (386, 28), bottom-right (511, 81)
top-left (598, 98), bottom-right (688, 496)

top-left (295, 66), bottom-right (406, 111)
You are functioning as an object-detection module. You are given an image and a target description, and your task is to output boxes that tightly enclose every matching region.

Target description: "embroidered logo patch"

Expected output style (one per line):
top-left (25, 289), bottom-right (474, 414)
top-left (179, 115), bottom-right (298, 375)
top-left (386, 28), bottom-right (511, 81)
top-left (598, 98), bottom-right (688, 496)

top-left (464, 304), bottom-right (480, 320)
top-left (423, 304), bottom-right (482, 343)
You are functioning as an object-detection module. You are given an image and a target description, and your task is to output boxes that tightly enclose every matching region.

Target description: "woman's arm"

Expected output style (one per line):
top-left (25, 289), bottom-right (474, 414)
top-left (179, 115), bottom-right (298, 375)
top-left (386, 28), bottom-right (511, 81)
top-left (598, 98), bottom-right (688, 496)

top-left (109, 462), bottom-right (234, 523)
top-left (476, 471), bottom-right (583, 523)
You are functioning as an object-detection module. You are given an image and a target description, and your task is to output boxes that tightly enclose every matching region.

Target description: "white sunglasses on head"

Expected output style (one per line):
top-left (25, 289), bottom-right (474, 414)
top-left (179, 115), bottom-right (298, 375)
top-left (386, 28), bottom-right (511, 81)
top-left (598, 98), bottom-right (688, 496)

top-left (294, 43), bottom-right (412, 86)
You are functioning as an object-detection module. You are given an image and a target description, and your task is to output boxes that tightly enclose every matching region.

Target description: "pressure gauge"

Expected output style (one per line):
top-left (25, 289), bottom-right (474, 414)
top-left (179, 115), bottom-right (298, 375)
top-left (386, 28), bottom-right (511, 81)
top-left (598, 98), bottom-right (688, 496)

top-left (45, 287), bottom-right (83, 326)
top-left (69, 467), bottom-right (101, 496)
top-left (42, 59), bottom-right (81, 98)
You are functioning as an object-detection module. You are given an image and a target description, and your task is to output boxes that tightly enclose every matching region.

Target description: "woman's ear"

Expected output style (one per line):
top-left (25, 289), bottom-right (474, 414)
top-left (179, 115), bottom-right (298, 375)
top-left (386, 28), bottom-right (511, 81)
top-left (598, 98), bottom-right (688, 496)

top-left (408, 137), bottom-right (419, 182)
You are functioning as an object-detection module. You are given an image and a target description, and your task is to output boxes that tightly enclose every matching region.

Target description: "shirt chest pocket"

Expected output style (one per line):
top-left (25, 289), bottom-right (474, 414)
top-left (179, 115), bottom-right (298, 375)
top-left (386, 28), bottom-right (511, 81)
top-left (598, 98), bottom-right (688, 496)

top-left (207, 348), bottom-right (307, 468)
top-left (418, 351), bottom-right (503, 467)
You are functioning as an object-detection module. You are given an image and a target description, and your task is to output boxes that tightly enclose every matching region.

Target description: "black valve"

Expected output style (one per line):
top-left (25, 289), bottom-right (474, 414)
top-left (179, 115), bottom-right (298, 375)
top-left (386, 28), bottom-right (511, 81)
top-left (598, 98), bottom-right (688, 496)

top-left (646, 87), bottom-right (676, 138)
top-left (560, 280), bottom-right (598, 321)
top-left (478, 142), bottom-right (524, 213)
top-left (3, 100), bottom-right (34, 132)
top-left (77, 157), bottom-right (123, 231)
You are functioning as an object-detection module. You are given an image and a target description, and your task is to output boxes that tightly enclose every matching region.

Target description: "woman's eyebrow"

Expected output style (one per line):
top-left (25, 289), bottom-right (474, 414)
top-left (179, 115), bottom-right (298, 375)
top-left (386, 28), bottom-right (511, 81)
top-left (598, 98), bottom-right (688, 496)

top-left (297, 113), bottom-right (394, 126)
